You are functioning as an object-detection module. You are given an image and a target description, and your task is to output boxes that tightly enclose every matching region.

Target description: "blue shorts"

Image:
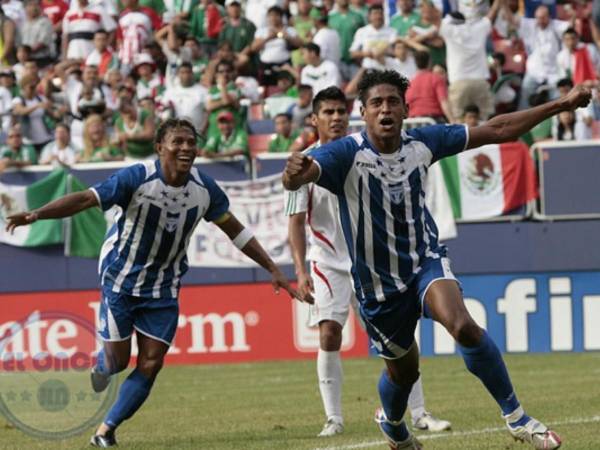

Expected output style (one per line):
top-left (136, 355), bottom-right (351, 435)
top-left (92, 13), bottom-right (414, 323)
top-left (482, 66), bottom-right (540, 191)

top-left (359, 256), bottom-right (459, 359)
top-left (98, 288), bottom-right (179, 346)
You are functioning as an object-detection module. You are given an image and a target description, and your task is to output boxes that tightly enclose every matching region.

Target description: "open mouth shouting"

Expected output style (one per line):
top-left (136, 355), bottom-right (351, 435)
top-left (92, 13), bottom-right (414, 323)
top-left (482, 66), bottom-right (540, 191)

top-left (379, 117), bottom-right (395, 132)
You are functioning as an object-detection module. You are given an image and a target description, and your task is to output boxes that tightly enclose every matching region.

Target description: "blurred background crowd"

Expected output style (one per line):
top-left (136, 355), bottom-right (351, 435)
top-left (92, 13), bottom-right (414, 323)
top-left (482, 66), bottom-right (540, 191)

top-left (0, 0), bottom-right (599, 173)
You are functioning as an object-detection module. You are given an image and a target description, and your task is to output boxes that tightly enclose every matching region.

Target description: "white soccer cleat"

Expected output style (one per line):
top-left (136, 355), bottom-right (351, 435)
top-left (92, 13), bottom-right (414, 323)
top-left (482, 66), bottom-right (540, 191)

top-left (506, 416), bottom-right (562, 449)
top-left (412, 412), bottom-right (452, 432)
top-left (317, 418), bottom-right (344, 437)
top-left (375, 408), bottom-right (424, 449)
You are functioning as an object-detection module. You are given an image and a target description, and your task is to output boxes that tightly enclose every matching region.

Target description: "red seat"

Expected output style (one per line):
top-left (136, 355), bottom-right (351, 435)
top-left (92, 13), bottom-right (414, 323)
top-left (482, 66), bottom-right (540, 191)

top-left (248, 134), bottom-right (273, 158)
top-left (493, 39), bottom-right (527, 74)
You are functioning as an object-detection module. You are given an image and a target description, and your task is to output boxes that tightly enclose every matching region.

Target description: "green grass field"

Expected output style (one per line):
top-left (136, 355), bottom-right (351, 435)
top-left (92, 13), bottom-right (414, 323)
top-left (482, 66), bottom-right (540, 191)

top-left (1, 353), bottom-right (599, 450)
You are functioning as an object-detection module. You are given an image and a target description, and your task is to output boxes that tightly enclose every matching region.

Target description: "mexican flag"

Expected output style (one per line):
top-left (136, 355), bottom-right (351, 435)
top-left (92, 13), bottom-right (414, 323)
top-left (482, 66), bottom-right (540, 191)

top-left (0, 169), bottom-right (106, 257)
top-left (439, 142), bottom-right (538, 220)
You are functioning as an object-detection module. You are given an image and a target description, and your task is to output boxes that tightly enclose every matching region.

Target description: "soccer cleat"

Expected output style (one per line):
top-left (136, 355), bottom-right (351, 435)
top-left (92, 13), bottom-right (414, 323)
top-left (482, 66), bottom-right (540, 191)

top-left (90, 367), bottom-right (110, 393)
top-left (506, 416), bottom-right (562, 449)
top-left (317, 418), bottom-right (344, 437)
top-left (375, 408), bottom-right (423, 449)
top-left (90, 430), bottom-right (117, 447)
top-left (412, 411), bottom-right (452, 432)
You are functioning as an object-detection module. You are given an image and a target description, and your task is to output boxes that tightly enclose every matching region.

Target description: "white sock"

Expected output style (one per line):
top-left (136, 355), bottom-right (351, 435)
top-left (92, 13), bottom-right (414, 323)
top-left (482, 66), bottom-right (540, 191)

top-left (317, 349), bottom-right (343, 423)
top-left (407, 375), bottom-right (426, 423)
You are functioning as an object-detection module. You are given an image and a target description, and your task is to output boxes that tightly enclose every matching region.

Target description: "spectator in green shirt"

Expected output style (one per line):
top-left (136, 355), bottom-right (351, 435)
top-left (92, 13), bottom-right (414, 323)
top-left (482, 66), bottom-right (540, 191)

top-left (0, 126), bottom-right (38, 173)
top-left (200, 111), bottom-right (248, 159)
top-left (206, 59), bottom-right (245, 140)
top-left (328, 0), bottom-right (365, 81)
top-left (113, 93), bottom-right (156, 160)
top-left (390, 0), bottom-right (421, 37)
top-left (291, 0), bottom-right (314, 67)
top-left (189, 0), bottom-right (225, 56)
top-left (218, 0), bottom-right (256, 72)
top-left (268, 113), bottom-right (300, 153)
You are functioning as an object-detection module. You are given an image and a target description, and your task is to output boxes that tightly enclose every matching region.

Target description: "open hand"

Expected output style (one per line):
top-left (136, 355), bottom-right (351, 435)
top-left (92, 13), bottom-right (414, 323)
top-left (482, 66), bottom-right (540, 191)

top-left (562, 84), bottom-right (592, 111)
top-left (271, 268), bottom-right (313, 304)
top-left (5, 211), bottom-right (38, 233)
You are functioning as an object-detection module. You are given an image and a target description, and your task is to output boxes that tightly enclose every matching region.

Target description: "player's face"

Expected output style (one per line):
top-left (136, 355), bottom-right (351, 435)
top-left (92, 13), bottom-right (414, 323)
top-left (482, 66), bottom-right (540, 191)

top-left (360, 84), bottom-right (407, 140)
top-left (312, 100), bottom-right (349, 143)
top-left (158, 127), bottom-right (197, 176)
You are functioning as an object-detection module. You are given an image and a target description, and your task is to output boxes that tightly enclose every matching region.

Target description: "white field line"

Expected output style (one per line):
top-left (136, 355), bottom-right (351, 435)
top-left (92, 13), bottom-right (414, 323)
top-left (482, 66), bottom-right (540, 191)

top-left (313, 415), bottom-right (600, 450)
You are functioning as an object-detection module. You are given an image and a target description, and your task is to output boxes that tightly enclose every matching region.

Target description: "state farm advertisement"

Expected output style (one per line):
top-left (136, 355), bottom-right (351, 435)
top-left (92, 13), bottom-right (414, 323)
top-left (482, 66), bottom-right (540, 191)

top-left (0, 284), bottom-right (369, 366)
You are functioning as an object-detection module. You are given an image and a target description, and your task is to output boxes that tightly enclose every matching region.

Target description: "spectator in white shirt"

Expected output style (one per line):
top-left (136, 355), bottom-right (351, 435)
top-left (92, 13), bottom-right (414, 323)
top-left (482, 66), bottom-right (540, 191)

top-left (557, 27), bottom-right (600, 82)
top-left (300, 42), bottom-right (342, 95)
top-left (350, 4), bottom-right (397, 68)
top-left (39, 123), bottom-right (79, 167)
top-left (439, 3), bottom-right (500, 120)
top-left (62, 0), bottom-right (116, 61)
top-left (512, 4), bottom-right (572, 109)
top-left (22, 0), bottom-right (55, 65)
top-left (311, 8), bottom-right (341, 65)
top-left (161, 61), bottom-right (209, 133)
top-left (250, 6), bottom-right (303, 85)
top-left (363, 39), bottom-right (417, 79)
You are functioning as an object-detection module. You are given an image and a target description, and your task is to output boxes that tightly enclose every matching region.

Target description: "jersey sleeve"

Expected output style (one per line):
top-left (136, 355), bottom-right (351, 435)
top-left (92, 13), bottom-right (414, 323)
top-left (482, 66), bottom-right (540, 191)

top-left (283, 183), bottom-right (309, 216)
top-left (408, 124), bottom-right (469, 164)
top-left (309, 137), bottom-right (357, 195)
top-left (90, 163), bottom-right (147, 211)
top-left (199, 172), bottom-right (230, 222)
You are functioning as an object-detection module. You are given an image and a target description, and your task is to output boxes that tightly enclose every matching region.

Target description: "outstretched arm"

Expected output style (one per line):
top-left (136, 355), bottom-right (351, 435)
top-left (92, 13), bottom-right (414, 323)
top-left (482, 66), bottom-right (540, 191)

top-left (282, 152), bottom-right (320, 191)
top-left (215, 213), bottom-right (308, 302)
top-left (467, 85), bottom-right (592, 149)
top-left (5, 190), bottom-right (99, 233)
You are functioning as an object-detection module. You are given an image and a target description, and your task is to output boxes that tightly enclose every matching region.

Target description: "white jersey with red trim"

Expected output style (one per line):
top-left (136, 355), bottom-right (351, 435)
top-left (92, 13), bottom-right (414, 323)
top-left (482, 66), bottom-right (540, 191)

top-left (284, 149), bottom-right (350, 272)
top-left (63, 6), bottom-right (117, 59)
top-left (117, 7), bottom-right (162, 65)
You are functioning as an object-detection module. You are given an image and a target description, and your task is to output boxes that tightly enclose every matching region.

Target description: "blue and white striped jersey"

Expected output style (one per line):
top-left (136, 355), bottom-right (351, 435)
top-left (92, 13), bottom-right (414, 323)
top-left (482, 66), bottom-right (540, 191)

top-left (90, 160), bottom-right (229, 300)
top-left (310, 124), bottom-right (468, 304)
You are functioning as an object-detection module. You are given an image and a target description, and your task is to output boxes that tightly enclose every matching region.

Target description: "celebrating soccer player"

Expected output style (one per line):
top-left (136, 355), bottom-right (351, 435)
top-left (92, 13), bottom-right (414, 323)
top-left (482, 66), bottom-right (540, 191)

top-left (285, 86), bottom-right (450, 438)
top-left (5, 118), bottom-right (304, 448)
top-left (283, 70), bottom-right (591, 449)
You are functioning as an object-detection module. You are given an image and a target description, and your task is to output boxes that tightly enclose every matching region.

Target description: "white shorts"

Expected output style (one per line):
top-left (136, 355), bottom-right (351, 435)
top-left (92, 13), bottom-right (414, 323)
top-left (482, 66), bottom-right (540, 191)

top-left (307, 262), bottom-right (357, 327)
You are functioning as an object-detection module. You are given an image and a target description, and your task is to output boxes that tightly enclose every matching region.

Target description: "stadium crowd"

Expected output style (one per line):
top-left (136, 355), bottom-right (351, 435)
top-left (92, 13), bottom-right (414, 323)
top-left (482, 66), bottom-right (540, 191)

top-left (0, 0), bottom-right (599, 173)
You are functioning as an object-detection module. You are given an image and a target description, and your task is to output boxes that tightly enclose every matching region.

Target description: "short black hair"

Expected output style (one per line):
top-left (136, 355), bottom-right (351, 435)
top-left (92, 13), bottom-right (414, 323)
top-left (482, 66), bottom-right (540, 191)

top-left (357, 69), bottom-right (410, 105)
top-left (178, 61), bottom-right (193, 71)
top-left (312, 86), bottom-right (347, 114)
top-left (156, 118), bottom-right (197, 144)
top-left (303, 42), bottom-right (320, 56)
top-left (299, 84), bottom-right (313, 93)
top-left (557, 77), bottom-right (574, 89)
top-left (55, 122), bottom-right (70, 132)
top-left (94, 29), bottom-right (108, 36)
top-left (414, 51), bottom-right (430, 70)
top-left (563, 27), bottom-right (578, 37)
top-left (463, 104), bottom-right (480, 116)
top-left (267, 5), bottom-right (283, 15)
top-left (368, 4), bottom-right (383, 14)
top-left (274, 112), bottom-right (292, 121)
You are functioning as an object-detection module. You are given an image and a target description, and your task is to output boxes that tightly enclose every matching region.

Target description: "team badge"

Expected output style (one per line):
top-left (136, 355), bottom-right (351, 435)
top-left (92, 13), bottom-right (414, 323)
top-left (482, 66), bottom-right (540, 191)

top-left (165, 212), bottom-right (180, 233)
top-left (389, 184), bottom-right (404, 204)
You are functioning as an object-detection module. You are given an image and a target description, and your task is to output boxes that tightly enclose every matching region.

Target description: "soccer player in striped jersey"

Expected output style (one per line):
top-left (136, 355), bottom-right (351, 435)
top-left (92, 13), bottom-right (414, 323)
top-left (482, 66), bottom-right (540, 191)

top-left (285, 86), bottom-right (450, 438)
top-left (6, 118), bottom-right (303, 448)
top-left (283, 70), bottom-right (591, 449)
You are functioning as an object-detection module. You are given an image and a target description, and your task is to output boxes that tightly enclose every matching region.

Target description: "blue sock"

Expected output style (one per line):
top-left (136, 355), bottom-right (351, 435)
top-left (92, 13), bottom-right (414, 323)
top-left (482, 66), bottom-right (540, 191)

top-left (459, 330), bottom-right (524, 419)
top-left (95, 349), bottom-right (110, 375)
top-left (377, 370), bottom-right (411, 442)
top-left (105, 369), bottom-right (153, 428)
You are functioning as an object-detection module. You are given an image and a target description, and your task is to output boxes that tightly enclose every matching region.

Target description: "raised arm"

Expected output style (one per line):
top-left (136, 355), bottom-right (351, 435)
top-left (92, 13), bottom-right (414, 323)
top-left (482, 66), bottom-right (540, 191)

top-left (215, 212), bottom-right (307, 302)
top-left (467, 85), bottom-right (591, 149)
top-left (282, 152), bottom-right (320, 191)
top-left (5, 190), bottom-right (99, 233)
